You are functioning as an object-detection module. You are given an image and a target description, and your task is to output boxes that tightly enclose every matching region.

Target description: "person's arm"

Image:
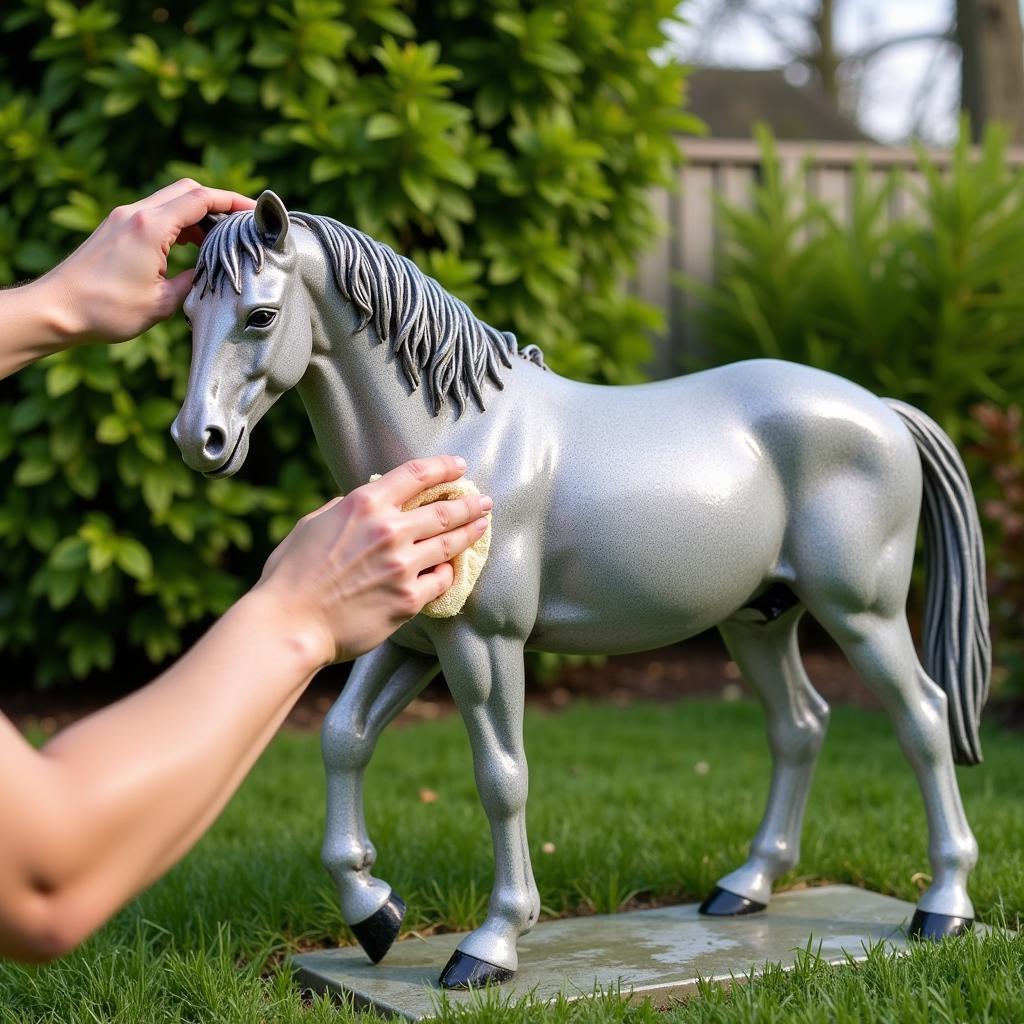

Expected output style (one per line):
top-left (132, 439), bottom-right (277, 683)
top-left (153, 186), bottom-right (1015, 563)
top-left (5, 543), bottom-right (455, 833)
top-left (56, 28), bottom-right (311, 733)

top-left (0, 178), bottom-right (254, 379)
top-left (0, 456), bottom-right (491, 962)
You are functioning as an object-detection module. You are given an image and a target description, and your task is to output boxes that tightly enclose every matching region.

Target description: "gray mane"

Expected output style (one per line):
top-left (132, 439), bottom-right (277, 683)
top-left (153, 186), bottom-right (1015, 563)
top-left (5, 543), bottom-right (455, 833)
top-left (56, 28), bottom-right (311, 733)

top-left (193, 210), bottom-right (545, 416)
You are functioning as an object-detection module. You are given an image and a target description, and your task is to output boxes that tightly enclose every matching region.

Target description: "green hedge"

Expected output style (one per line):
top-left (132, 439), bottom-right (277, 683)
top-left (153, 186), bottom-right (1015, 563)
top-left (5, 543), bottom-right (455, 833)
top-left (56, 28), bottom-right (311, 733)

top-left (684, 124), bottom-right (1024, 447)
top-left (0, 1), bottom-right (697, 687)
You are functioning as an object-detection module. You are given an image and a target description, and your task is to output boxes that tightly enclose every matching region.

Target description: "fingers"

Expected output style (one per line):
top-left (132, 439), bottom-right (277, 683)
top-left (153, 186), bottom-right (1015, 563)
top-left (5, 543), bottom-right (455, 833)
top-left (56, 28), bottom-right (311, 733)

top-left (369, 456), bottom-right (468, 506)
top-left (127, 179), bottom-right (255, 216)
top-left (173, 224), bottom-right (206, 248)
top-left (129, 178), bottom-right (206, 211)
top-left (161, 186), bottom-right (256, 229)
top-left (402, 492), bottom-right (492, 541)
top-left (160, 268), bottom-right (195, 314)
top-left (411, 515), bottom-right (489, 573)
top-left (410, 561), bottom-right (456, 607)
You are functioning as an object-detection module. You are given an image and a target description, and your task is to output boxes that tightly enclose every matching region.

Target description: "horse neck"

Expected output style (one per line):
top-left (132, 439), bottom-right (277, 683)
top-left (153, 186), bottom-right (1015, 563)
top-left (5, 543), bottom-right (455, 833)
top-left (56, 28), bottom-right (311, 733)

top-left (297, 293), bottom-right (453, 493)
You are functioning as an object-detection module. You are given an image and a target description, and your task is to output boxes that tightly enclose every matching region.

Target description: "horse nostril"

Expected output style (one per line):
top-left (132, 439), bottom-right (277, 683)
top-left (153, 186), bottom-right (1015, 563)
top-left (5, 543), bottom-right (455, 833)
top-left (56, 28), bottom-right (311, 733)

top-left (203, 426), bottom-right (227, 458)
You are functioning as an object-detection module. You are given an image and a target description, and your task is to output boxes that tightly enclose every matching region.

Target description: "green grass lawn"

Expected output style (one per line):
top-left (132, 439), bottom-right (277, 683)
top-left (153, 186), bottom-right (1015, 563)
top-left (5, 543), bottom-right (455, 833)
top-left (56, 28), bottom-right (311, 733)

top-left (3, 697), bottom-right (1024, 1022)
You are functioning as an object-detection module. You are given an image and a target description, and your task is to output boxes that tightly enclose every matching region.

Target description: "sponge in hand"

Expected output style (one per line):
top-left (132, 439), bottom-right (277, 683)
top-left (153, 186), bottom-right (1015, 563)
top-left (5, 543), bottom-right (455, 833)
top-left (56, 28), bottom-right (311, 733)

top-left (369, 474), bottom-right (491, 618)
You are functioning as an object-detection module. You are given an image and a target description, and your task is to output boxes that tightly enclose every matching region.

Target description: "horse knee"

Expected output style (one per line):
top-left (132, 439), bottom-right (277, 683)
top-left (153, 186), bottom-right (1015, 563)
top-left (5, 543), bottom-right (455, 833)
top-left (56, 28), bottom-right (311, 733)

top-left (476, 758), bottom-right (528, 820)
top-left (322, 710), bottom-right (374, 772)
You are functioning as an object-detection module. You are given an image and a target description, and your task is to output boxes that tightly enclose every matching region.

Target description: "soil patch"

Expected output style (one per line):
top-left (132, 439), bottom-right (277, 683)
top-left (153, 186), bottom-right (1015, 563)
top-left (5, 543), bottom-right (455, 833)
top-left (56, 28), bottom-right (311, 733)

top-left (3, 636), bottom-right (878, 737)
top-left (286, 635), bottom-right (878, 731)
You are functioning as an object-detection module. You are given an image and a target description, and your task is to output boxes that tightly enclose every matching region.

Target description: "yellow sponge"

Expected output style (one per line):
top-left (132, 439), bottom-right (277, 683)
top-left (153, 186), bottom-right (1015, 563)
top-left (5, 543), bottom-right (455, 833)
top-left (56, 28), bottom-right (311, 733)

top-left (369, 474), bottom-right (491, 618)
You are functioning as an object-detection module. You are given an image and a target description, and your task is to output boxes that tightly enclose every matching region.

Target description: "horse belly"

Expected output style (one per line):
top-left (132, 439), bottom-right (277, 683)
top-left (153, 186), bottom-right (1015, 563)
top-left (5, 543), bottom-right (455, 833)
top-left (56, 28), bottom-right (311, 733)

top-left (531, 475), bottom-right (785, 655)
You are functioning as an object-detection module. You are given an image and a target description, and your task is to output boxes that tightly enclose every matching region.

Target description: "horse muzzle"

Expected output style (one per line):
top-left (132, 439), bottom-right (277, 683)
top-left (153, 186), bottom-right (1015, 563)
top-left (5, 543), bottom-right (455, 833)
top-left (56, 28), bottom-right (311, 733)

top-left (171, 414), bottom-right (249, 478)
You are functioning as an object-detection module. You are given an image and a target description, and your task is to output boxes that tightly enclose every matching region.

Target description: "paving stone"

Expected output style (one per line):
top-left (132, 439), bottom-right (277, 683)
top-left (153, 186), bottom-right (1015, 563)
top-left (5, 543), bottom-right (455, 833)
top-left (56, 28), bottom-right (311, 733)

top-left (292, 885), bottom-right (981, 1020)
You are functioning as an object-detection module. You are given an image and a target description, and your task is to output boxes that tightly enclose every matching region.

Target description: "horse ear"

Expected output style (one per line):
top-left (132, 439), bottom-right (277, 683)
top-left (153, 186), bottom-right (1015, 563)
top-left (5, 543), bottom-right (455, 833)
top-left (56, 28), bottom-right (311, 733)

top-left (254, 190), bottom-right (289, 251)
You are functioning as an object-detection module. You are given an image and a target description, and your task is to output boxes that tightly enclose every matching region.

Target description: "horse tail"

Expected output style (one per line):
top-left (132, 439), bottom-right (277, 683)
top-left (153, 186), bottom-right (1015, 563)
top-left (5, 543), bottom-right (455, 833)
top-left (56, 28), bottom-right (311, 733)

top-left (885, 399), bottom-right (991, 766)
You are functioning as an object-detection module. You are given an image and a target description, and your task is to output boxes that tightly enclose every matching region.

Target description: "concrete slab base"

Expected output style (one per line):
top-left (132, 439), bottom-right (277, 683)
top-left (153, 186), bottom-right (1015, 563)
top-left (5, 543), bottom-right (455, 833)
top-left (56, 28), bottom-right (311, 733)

top-left (292, 885), bottom-right (967, 1020)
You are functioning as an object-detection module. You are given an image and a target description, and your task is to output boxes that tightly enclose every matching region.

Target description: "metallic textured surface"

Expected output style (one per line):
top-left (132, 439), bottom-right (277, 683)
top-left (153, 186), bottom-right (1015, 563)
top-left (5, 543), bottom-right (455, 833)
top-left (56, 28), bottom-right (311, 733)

top-left (172, 191), bottom-right (990, 983)
top-left (291, 885), bottom-right (994, 1020)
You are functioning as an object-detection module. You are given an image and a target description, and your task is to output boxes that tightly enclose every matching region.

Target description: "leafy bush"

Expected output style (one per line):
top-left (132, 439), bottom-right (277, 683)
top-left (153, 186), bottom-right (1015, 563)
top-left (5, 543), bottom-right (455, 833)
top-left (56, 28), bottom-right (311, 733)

top-left (685, 123), bottom-right (1024, 446)
top-left (970, 403), bottom-right (1024, 695)
top-left (0, 1), bottom-right (696, 687)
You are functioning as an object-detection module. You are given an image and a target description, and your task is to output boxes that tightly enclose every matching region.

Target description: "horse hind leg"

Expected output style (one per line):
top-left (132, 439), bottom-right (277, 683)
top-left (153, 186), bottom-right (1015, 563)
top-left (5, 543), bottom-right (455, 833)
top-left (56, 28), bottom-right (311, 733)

top-left (701, 604), bottom-right (830, 915)
top-left (814, 606), bottom-right (977, 938)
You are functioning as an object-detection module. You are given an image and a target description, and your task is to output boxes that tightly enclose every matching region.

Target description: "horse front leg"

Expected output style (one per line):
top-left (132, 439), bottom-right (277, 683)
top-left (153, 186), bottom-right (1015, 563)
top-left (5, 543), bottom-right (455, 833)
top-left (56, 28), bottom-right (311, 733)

top-left (432, 630), bottom-right (538, 989)
top-left (321, 640), bottom-right (439, 963)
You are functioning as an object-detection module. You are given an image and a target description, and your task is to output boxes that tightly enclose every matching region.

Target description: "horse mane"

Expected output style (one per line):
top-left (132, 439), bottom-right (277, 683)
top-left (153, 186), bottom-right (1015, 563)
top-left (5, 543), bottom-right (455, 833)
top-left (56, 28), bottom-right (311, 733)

top-left (193, 210), bottom-right (546, 417)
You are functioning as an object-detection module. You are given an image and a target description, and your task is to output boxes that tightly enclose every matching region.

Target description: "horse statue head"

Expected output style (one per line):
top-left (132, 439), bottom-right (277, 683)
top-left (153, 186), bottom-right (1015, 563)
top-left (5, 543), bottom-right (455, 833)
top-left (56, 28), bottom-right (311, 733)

top-left (171, 190), bottom-right (543, 479)
top-left (171, 191), bottom-right (312, 477)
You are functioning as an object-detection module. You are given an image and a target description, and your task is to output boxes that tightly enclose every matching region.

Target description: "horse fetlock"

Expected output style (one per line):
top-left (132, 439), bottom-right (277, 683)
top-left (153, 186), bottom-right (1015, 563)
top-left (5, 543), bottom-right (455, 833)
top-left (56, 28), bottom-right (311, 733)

top-left (517, 887), bottom-right (542, 937)
top-left (528, 888), bottom-right (541, 928)
top-left (322, 837), bottom-right (377, 879)
top-left (491, 884), bottom-right (539, 934)
top-left (930, 832), bottom-right (979, 875)
top-left (750, 837), bottom-right (800, 877)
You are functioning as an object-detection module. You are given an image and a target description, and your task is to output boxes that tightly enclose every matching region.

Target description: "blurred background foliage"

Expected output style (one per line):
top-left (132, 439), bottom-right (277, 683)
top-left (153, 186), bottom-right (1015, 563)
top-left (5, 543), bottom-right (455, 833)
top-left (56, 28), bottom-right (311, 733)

top-left (682, 122), bottom-right (1024, 692)
top-left (686, 123), bottom-right (1024, 448)
top-left (0, 0), bottom-right (697, 688)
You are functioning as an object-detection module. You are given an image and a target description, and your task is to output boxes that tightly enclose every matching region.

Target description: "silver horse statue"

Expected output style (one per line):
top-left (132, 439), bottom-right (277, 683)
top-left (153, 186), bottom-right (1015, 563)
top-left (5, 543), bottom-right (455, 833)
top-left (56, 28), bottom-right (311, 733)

top-left (172, 190), bottom-right (990, 989)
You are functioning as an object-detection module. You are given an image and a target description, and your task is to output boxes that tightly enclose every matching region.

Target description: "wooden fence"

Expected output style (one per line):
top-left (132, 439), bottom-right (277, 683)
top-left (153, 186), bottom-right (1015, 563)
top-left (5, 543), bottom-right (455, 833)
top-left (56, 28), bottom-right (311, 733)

top-left (633, 137), bottom-right (1024, 378)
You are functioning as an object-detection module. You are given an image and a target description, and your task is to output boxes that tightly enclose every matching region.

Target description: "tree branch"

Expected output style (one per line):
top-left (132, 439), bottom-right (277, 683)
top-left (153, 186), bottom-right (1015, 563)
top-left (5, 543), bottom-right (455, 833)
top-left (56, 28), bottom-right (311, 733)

top-left (844, 30), bottom-right (955, 65)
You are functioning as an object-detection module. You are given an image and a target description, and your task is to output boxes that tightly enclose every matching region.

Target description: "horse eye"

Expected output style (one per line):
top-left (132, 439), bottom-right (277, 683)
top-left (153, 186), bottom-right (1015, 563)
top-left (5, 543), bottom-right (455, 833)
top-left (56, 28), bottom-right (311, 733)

top-left (246, 309), bottom-right (277, 329)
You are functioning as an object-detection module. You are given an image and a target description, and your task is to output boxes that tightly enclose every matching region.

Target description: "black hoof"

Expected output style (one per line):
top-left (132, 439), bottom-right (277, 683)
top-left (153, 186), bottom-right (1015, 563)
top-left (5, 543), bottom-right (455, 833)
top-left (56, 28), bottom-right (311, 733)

top-left (908, 909), bottom-right (973, 941)
top-left (439, 949), bottom-right (515, 990)
top-left (351, 893), bottom-right (406, 963)
top-left (698, 886), bottom-right (768, 917)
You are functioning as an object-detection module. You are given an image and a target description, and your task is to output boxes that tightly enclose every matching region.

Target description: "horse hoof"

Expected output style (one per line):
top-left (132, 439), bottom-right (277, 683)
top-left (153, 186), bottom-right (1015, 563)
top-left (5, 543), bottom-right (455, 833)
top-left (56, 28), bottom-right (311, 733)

top-left (439, 949), bottom-right (515, 990)
top-left (351, 893), bottom-right (406, 963)
top-left (698, 886), bottom-right (767, 916)
top-left (908, 909), bottom-right (973, 941)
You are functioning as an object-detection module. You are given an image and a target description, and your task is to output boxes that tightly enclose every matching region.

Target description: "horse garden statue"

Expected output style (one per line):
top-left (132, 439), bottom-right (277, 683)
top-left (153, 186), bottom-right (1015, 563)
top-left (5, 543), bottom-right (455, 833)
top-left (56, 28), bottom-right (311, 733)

top-left (171, 190), bottom-right (990, 990)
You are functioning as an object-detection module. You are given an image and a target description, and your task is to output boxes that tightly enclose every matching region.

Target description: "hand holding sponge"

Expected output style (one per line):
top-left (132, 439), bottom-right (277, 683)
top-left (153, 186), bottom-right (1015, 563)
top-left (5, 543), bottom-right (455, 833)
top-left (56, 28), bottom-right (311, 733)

top-left (369, 473), bottom-right (491, 617)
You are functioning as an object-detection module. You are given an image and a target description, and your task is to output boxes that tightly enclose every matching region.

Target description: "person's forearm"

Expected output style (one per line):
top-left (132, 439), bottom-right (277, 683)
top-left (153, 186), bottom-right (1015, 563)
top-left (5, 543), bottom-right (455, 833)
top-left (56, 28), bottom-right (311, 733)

top-left (0, 278), bottom-right (76, 380)
top-left (2, 588), bottom-right (322, 960)
top-left (0, 454), bottom-right (482, 962)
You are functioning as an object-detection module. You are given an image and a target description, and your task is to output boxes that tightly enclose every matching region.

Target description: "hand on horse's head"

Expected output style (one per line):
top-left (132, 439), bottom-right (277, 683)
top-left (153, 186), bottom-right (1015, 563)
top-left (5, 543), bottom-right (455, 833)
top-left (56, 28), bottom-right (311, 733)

top-left (252, 456), bottom-right (493, 670)
top-left (37, 179), bottom-right (255, 346)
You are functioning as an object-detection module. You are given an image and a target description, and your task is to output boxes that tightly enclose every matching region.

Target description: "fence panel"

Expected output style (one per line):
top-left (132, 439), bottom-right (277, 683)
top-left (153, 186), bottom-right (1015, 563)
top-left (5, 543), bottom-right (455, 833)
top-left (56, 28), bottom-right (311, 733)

top-left (636, 138), bottom-right (1024, 378)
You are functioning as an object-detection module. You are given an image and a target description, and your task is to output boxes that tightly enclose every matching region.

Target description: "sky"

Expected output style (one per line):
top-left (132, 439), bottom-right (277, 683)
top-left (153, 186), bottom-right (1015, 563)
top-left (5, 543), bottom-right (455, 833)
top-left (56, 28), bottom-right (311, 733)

top-left (665, 0), bottom-right (969, 144)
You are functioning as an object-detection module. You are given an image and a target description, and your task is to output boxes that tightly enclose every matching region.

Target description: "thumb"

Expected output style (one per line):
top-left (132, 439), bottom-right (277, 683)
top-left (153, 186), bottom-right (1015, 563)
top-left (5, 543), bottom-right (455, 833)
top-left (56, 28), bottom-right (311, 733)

top-left (160, 269), bottom-right (195, 318)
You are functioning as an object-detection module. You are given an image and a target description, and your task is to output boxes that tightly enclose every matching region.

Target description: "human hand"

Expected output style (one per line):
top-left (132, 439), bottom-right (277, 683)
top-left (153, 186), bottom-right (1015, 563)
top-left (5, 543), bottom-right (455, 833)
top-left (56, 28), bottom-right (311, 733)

top-left (39, 179), bottom-right (255, 345)
top-left (254, 457), bottom-right (492, 668)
